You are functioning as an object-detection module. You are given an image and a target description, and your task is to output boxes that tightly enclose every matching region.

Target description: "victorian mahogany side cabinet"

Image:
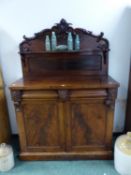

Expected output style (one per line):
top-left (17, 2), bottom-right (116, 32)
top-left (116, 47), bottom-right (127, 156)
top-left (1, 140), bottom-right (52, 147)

top-left (10, 19), bottom-right (119, 160)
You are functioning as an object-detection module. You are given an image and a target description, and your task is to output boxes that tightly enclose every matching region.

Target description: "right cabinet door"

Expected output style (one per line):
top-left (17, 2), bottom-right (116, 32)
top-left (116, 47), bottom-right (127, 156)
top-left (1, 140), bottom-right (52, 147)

top-left (65, 97), bottom-right (113, 152)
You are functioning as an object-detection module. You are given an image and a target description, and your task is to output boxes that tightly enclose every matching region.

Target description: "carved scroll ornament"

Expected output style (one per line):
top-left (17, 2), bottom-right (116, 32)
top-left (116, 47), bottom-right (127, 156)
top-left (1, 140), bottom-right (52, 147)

top-left (20, 18), bottom-right (109, 53)
top-left (11, 90), bottom-right (22, 112)
top-left (105, 89), bottom-right (118, 110)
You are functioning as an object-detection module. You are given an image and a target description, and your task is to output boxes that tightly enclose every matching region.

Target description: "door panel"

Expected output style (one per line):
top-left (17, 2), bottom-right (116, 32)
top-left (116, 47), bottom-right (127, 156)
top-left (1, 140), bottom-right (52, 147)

top-left (21, 100), bottom-right (64, 152)
top-left (66, 99), bottom-right (107, 151)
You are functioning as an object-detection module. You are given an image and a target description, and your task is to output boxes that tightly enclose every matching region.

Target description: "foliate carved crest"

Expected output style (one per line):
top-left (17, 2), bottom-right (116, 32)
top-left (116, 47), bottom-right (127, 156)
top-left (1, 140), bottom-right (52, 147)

top-left (54, 19), bottom-right (72, 33)
top-left (20, 18), bottom-right (109, 53)
top-left (11, 90), bottom-right (22, 112)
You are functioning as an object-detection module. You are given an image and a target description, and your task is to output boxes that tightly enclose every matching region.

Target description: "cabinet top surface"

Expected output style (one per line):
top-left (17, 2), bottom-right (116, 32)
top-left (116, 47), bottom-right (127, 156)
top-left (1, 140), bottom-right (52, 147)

top-left (10, 76), bottom-right (119, 90)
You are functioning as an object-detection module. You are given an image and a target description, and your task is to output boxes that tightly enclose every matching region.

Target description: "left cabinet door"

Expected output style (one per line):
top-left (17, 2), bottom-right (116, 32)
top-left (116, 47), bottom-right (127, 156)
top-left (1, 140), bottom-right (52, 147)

top-left (17, 90), bottom-right (65, 153)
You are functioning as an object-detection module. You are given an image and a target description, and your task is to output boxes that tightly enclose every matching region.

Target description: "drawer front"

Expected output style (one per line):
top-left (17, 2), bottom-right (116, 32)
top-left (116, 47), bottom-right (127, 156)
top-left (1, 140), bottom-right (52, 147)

top-left (22, 89), bottom-right (107, 101)
top-left (70, 90), bottom-right (107, 98)
top-left (22, 90), bottom-right (58, 99)
top-left (57, 89), bottom-right (107, 101)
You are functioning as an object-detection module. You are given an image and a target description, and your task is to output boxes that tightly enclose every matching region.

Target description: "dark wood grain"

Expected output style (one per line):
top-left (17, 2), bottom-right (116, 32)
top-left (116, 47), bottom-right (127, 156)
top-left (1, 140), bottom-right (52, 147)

top-left (10, 19), bottom-right (119, 160)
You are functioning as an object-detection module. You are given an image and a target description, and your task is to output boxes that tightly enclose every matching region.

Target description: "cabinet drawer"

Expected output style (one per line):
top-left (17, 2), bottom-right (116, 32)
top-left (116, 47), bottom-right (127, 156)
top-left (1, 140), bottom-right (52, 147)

top-left (22, 89), bottom-right (107, 100)
top-left (22, 90), bottom-right (58, 99)
top-left (70, 90), bottom-right (107, 98)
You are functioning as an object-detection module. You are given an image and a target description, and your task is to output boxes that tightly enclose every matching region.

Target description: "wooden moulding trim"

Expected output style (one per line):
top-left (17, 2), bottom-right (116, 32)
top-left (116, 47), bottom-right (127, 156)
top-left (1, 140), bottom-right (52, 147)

top-left (19, 150), bottom-right (113, 160)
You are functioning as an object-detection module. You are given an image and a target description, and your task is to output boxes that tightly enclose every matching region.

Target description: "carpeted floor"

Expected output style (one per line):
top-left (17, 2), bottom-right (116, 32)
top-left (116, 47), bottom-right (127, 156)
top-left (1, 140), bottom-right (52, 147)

top-left (0, 159), bottom-right (119, 175)
top-left (0, 155), bottom-right (119, 175)
top-left (0, 136), bottom-right (119, 175)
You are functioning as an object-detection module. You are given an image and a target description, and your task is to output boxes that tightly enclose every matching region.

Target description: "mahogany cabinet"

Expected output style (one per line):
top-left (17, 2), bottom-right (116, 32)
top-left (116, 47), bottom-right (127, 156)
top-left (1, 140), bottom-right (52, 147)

top-left (10, 19), bottom-right (119, 160)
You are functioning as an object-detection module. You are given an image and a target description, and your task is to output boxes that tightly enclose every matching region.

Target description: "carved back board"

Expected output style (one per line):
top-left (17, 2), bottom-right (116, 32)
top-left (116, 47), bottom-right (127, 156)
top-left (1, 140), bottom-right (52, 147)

top-left (20, 19), bottom-right (109, 77)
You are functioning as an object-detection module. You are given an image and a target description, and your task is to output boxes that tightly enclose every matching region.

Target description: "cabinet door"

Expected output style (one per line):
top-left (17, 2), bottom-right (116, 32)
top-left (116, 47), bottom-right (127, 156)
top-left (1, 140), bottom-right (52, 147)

top-left (20, 99), bottom-right (65, 152)
top-left (65, 98), bottom-right (112, 152)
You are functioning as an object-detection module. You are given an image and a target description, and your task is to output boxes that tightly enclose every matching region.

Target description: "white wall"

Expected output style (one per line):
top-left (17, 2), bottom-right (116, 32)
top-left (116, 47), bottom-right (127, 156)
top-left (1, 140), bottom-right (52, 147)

top-left (0, 0), bottom-right (131, 133)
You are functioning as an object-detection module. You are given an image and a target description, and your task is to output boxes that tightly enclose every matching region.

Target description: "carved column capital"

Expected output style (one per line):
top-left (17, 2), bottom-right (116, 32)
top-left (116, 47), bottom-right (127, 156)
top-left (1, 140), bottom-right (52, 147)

top-left (105, 99), bottom-right (114, 109)
top-left (107, 88), bottom-right (118, 99)
top-left (58, 90), bottom-right (69, 101)
top-left (11, 90), bottom-right (22, 112)
top-left (105, 88), bottom-right (118, 110)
